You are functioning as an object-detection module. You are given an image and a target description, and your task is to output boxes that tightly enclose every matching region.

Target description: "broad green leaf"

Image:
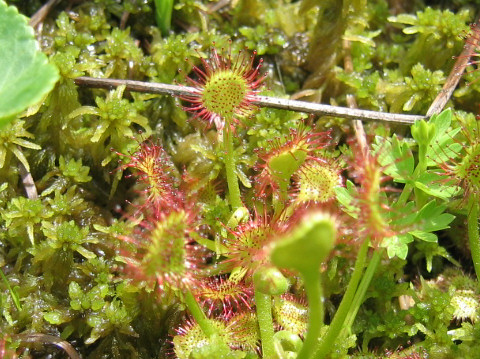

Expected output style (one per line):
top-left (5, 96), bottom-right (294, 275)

top-left (432, 108), bottom-right (452, 135)
top-left (0, 0), bottom-right (59, 127)
top-left (154, 0), bottom-right (173, 36)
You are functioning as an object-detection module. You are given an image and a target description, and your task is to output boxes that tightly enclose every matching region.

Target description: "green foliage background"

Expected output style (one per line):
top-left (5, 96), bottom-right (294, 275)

top-left (2, 0), bottom-right (480, 358)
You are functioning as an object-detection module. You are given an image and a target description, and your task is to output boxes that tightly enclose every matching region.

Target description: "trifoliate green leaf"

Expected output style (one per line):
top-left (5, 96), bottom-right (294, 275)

top-left (381, 233), bottom-right (413, 259)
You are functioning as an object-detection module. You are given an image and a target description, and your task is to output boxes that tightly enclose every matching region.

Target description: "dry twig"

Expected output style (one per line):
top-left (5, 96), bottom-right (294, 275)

top-left (426, 16), bottom-right (480, 117)
top-left (74, 77), bottom-right (425, 125)
top-left (28, 0), bottom-right (62, 28)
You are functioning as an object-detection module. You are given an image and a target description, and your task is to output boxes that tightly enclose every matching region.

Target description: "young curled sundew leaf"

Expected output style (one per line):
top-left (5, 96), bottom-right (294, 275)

top-left (118, 140), bottom-right (181, 215)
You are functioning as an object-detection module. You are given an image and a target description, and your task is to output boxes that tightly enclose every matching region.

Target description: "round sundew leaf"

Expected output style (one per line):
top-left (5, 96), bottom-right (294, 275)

top-left (0, 0), bottom-right (59, 127)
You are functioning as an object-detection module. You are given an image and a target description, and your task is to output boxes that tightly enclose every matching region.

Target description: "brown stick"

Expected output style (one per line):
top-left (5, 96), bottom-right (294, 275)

top-left (13, 333), bottom-right (80, 359)
top-left (426, 17), bottom-right (480, 117)
top-left (28, 0), bottom-right (62, 28)
top-left (343, 39), bottom-right (369, 156)
top-left (74, 76), bottom-right (425, 125)
top-left (18, 160), bottom-right (38, 199)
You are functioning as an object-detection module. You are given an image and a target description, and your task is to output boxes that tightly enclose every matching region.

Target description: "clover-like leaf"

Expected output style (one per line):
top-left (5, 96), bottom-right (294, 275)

top-left (381, 233), bottom-right (413, 260)
top-left (0, 0), bottom-right (59, 127)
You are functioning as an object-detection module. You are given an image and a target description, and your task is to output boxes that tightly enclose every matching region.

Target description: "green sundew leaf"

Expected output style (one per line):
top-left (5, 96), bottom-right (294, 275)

top-left (414, 171), bottom-right (461, 200)
top-left (409, 230), bottom-right (437, 243)
top-left (0, 0), bottom-right (59, 127)
top-left (416, 201), bottom-right (455, 233)
top-left (381, 233), bottom-right (413, 259)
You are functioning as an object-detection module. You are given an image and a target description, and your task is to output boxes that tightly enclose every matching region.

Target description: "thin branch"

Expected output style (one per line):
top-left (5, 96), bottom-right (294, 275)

top-left (18, 160), bottom-right (38, 200)
top-left (343, 38), bottom-right (368, 156)
top-left (74, 76), bottom-right (425, 125)
top-left (29, 0), bottom-right (62, 28)
top-left (426, 16), bottom-right (480, 117)
top-left (13, 333), bottom-right (80, 359)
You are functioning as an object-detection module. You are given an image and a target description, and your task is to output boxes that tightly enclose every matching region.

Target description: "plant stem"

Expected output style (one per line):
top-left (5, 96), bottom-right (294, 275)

top-left (343, 249), bottom-right (382, 335)
top-left (467, 196), bottom-right (480, 282)
top-left (397, 183), bottom-right (413, 207)
top-left (255, 290), bottom-right (275, 359)
top-left (183, 290), bottom-right (217, 337)
top-left (297, 271), bottom-right (324, 359)
top-left (413, 141), bottom-right (429, 208)
top-left (223, 126), bottom-right (243, 211)
top-left (313, 239), bottom-right (370, 359)
top-left (154, 0), bottom-right (173, 36)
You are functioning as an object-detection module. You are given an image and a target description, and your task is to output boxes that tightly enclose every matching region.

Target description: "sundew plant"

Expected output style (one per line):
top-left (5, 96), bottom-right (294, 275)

top-left (3, 0), bottom-right (480, 358)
